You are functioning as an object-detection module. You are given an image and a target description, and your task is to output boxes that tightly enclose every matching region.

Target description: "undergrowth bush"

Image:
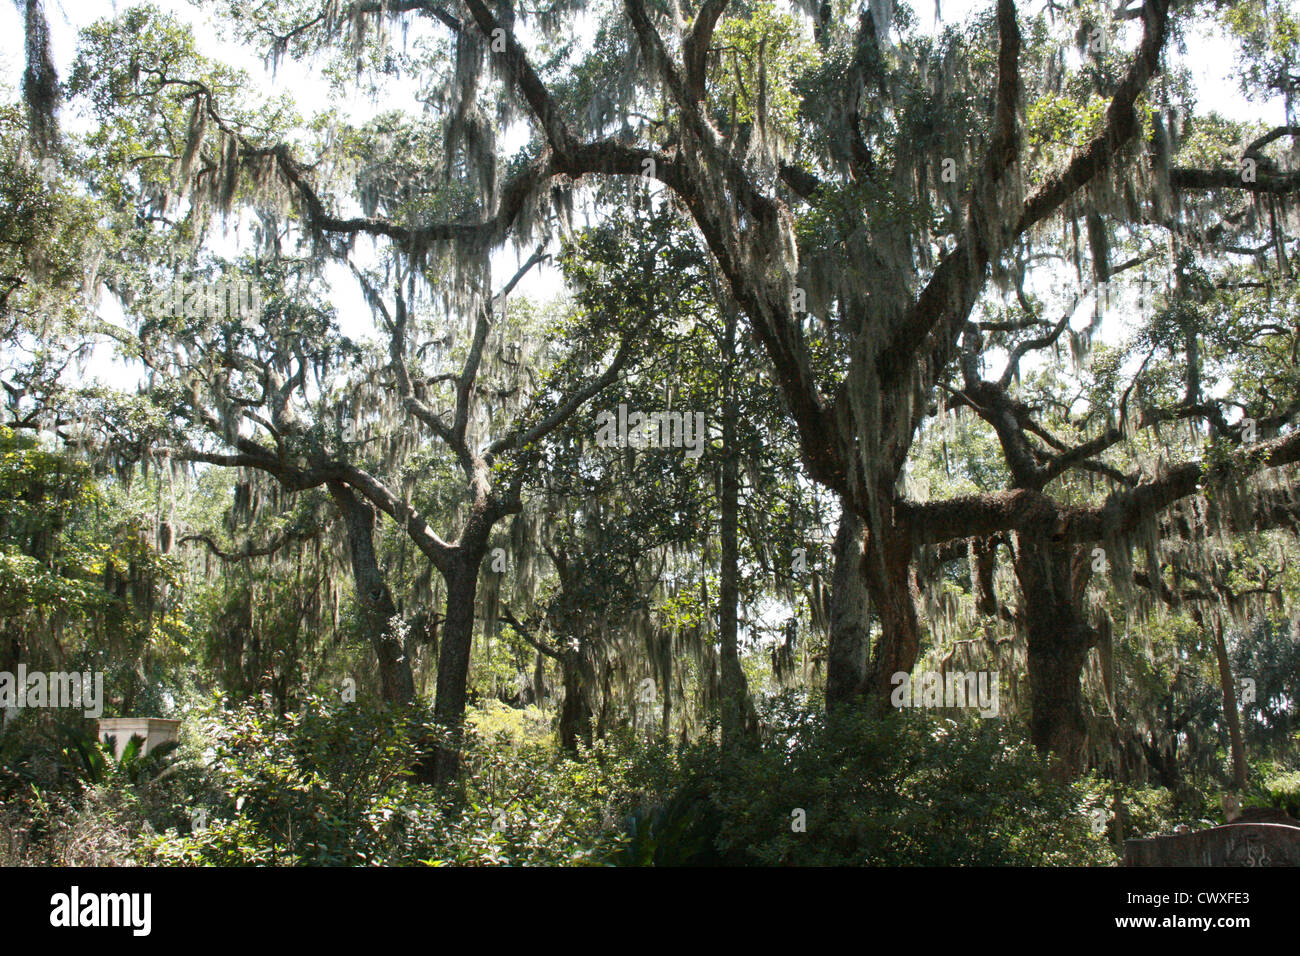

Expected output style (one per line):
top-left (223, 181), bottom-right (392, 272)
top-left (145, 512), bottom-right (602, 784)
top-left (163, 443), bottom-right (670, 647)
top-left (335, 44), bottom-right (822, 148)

top-left (614, 695), bottom-right (1116, 866)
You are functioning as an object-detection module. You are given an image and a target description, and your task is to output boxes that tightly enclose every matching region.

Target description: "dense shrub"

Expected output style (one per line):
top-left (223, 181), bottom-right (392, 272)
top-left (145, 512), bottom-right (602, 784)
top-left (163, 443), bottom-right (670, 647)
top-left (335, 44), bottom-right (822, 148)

top-left (137, 694), bottom-right (668, 866)
top-left (613, 696), bottom-right (1116, 866)
top-left (1262, 767), bottom-right (1300, 818)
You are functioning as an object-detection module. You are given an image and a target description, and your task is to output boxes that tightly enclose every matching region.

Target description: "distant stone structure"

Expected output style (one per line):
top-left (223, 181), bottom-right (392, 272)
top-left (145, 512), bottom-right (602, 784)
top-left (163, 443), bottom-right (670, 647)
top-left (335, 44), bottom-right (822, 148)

top-left (1125, 808), bottom-right (1300, 866)
top-left (96, 717), bottom-right (181, 760)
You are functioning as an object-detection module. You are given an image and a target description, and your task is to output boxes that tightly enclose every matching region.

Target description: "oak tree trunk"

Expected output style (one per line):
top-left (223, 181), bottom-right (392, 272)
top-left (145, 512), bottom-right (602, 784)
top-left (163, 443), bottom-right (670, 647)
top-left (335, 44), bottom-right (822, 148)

top-left (1206, 613), bottom-right (1249, 790)
top-left (558, 650), bottom-right (594, 752)
top-left (427, 559), bottom-right (482, 784)
top-left (864, 527), bottom-right (923, 713)
top-left (329, 482), bottom-right (415, 705)
top-left (826, 510), bottom-right (870, 707)
top-left (1016, 536), bottom-right (1095, 779)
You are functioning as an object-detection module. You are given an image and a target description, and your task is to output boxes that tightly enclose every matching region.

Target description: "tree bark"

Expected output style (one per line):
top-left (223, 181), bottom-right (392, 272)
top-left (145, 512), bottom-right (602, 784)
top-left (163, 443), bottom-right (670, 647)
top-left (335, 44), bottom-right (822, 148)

top-left (971, 535), bottom-right (1001, 618)
top-left (718, 305), bottom-right (756, 743)
top-left (1205, 612), bottom-right (1249, 790)
top-left (558, 649), bottom-right (594, 752)
top-left (329, 482), bottom-right (415, 705)
top-left (826, 510), bottom-right (870, 707)
top-left (863, 526), bottom-right (923, 712)
top-left (427, 556), bottom-right (482, 784)
top-left (1015, 536), bottom-right (1095, 779)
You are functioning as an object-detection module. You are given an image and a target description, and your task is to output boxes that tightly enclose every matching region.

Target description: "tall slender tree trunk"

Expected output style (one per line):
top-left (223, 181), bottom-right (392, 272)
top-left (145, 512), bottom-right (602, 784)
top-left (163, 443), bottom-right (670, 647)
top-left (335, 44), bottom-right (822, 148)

top-left (2, 633), bottom-right (21, 683)
top-left (1203, 611), bottom-right (1249, 790)
top-left (659, 651), bottom-right (672, 741)
top-left (718, 306), bottom-right (755, 743)
top-left (329, 482), bottom-right (415, 705)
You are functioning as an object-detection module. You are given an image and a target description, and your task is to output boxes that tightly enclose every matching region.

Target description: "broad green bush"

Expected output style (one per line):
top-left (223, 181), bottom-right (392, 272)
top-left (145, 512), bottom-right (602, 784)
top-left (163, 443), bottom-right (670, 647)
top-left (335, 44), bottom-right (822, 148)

top-left (138, 693), bottom-right (429, 865)
top-left (612, 695), bottom-right (1117, 866)
top-left (136, 694), bottom-right (668, 866)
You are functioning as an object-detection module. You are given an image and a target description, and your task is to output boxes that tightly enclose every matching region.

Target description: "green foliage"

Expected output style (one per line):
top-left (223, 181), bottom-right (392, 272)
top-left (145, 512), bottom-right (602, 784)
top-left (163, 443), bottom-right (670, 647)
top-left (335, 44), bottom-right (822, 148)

top-left (136, 695), bottom-right (651, 866)
top-left (6, 689), bottom-right (1283, 868)
top-left (614, 779), bottom-right (732, 866)
top-left (0, 426), bottom-right (187, 704)
top-left (1104, 783), bottom-right (1213, 839)
top-left (1263, 769), bottom-right (1300, 818)
top-left (710, 3), bottom-right (817, 139)
top-left (689, 699), bottom-right (1115, 866)
top-left (1221, 0), bottom-right (1300, 103)
top-left (140, 693), bottom-right (427, 865)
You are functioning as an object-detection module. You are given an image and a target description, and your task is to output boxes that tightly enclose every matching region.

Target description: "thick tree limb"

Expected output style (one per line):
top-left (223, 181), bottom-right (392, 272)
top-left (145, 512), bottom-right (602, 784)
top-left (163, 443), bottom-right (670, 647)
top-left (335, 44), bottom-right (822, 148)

top-left (1014, 0), bottom-right (1172, 237)
top-left (903, 428), bottom-right (1300, 546)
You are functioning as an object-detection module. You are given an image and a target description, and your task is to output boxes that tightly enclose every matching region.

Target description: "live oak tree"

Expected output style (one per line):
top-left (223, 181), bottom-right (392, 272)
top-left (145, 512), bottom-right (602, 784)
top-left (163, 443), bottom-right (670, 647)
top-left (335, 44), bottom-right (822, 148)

top-left (910, 215), bottom-right (1300, 778)
top-left (123, 245), bottom-right (637, 780)
top-left (60, 7), bottom-right (653, 780)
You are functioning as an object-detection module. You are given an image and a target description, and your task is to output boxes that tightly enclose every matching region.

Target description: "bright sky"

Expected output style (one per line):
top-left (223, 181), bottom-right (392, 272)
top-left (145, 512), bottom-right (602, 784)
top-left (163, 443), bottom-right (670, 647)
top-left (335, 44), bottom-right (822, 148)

top-left (0, 0), bottom-right (1282, 390)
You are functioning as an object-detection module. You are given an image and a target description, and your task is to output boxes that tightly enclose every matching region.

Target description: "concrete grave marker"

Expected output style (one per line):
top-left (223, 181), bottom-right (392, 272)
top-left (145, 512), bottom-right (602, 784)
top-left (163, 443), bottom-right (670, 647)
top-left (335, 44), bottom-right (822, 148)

top-left (1125, 809), bottom-right (1300, 866)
